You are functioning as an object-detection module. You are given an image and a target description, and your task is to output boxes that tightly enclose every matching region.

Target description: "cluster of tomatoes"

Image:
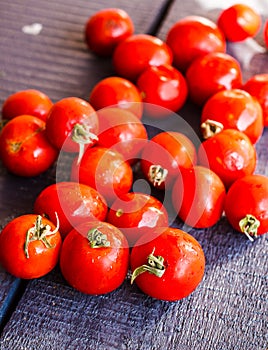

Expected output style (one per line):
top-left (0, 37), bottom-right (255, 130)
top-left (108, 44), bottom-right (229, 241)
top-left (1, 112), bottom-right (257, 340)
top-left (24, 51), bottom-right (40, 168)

top-left (0, 4), bottom-right (268, 302)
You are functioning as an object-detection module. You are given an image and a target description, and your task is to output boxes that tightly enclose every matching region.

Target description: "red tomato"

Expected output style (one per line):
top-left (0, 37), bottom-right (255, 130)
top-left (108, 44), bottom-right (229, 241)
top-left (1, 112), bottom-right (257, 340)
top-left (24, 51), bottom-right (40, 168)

top-left (34, 181), bottom-right (108, 239)
top-left (186, 52), bottom-right (242, 106)
top-left (85, 8), bottom-right (134, 56)
top-left (130, 227), bottom-right (205, 301)
top-left (60, 220), bottom-right (129, 294)
top-left (89, 76), bottom-right (143, 119)
top-left (243, 74), bottom-right (268, 127)
top-left (172, 166), bottom-right (226, 228)
top-left (0, 115), bottom-right (58, 177)
top-left (1, 89), bottom-right (53, 122)
top-left (224, 174), bottom-right (268, 241)
top-left (136, 64), bottom-right (188, 116)
top-left (198, 129), bottom-right (256, 188)
top-left (96, 107), bottom-right (148, 163)
top-left (140, 131), bottom-right (197, 190)
top-left (0, 214), bottom-right (61, 279)
top-left (71, 146), bottom-right (133, 203)
top-left (217, 4), bottom-right (261, 42)
top-left (46, 97), bottom-right (99, 155)
top-left (166, 15), bottom-right (226, 72)
top-left (201, 89), bottom-right (264, 144)
top-left (112, 34), bottom-right (173, 81)
top-left (264, 20), bottom-right (268, 48)
top-left (107, 192), bottom-right (169, 246)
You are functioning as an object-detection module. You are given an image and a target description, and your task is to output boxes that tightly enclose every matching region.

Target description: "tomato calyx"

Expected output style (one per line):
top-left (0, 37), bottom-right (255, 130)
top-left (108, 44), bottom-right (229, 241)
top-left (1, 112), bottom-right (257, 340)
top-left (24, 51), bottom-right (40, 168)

top-left (148, 165), bottom-right (168, 186)
top-left (72, 123), bottom-right (98, 163)
top-left (239, 214), bottom-right (260, 242)
top-left (200, 119), bottom-right (224, 139)
top-left (87, 227), bottom-right (110, 248)
top-left (24, 214), bottom-right (59, 258)
top-left (116, 209), bottom-right (124, 217)
top-left (131, 248), bottom-right (165, 284)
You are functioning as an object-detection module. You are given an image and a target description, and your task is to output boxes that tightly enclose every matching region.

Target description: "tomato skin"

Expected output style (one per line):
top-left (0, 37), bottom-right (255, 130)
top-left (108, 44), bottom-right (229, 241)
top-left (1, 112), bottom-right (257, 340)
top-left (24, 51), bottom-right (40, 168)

top-left (130, 227), bottom-right (205, 301)
top-left (107, 192), bottom-right (169, 246)
top-left (89, 76), bottom-right (143, 119)
top-left (0, 214), bottom-right (62, 279)
top-left (264, 20), bottom-right (268, 48)
top-left (186, 52), bottom-right (242, 106)
top-left (60, 220), bottom-right (129, 295)
top-left (198, 129), bottom-right (256, 189)
top-left (45, 97), bottom-right (98, 153)
top-left (71, 146), bottom-right (133, 204)
top-left (1, 89), bottom-right (53, 122)
top-left (34, 181), bottom-right (108, 239)
top-left (224, 174), bottom-right (268, 237)
top-left (140, 131), bottom-right (197, 190)
top-left (136, 64), bottom-right (188, 116)
top-left (166, 15), bottom-right (226, 72)
top-left (112, 34), bottom-right (173, 81)
top-left (201, 89), bottom-right (264, 144)
top-left (217, 4), bottom-right (261, 42)
top-left (85, 8), bottom-right (134, 56)
top-left (243, 74), bottom-right (268, 127)
top-left (0, 115), bottom-right (58, 177)
top-left (172, 166), bottom-right (226, 228)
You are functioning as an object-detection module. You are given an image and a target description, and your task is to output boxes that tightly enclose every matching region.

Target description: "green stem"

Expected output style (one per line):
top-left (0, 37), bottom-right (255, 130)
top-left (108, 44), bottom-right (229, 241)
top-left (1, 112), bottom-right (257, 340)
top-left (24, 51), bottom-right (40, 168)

top-left (200, 119), bottom-right (223, 139)
top-left (239, 214), bottom-right (260, 242)
top-left (87, 227), bottom-right (110, 248)
top-left (148, 165), bottom-right (168, 187)
top-left (72, 123), bottom-right (98, 164)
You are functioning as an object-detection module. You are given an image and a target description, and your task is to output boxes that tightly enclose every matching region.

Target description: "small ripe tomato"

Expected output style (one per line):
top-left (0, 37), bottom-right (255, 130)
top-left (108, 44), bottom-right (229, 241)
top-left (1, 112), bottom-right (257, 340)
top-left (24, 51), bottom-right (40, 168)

top-left (166, 15), bottom-right (226, 72)
top-left (172, 166), bottom-right (226, 228)
top-left (224, 174), bottom-right (268, 241)
top-left (34, 181), bottom-right (108, 239)
top-left (85, 8), bottom-right (134, 56)
top-left (71, 146), bottom-right (133, 203)
top-left (0, 115), bottom-right (58, 177)
top-left (186, 52), bottom-right (242, 106)
top-left (217, 4), bottom-right (261, 42)
top-left (96, 107), bottom-right (148, 163)
top-left (60, 220), bottom-right (129, 294)
top-left (201, 89), bottom-right (264, 144)
top-left (198, 129), bottom-right (256, 188)
top-left (243, 74), bottom-right (268, 127)
top-left (1, 89), bottom-right (53, 122)
top-left (264, 20), bottom-right (268, 48)
top-left (112, 34), bottom-right (173, 81)
top-left (89, 76), bottom-right (143, 119)
top-left (136, 64), bottom-right (188, 116)
top-left (130, 227), bottom-right (205, 301)
top-left (0, 214), bottom-right (62, 279)
top-left (45, 97), bottom-right (99, 157)
top-left (107, 192), bottom-right (169, 246)
top-left (140, 131), bottom-right (197, 190)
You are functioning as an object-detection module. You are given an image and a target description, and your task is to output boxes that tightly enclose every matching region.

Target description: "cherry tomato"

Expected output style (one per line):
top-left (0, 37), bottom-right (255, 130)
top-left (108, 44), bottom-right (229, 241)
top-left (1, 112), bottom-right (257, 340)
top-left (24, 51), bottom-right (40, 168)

top-left (0, 214), bottom-right (62, 279)
top-left (224, 174), bottom-right (268, 241)
top-left (140, 131), bottom-right (197, 190)
top-left (34, 181), bottom-right (108, 239)
top-left (96, 107), bottom-right (148, 164)
top-left (45, 97), bottom-right (99, 156)
top-left (89, 76), bottom-right (143, 119)
top-left (243, 74), bottom-right (268, 127)
top-left (112, 34), bottom-right (173, 81)
top-left (201, 89), bottom-right (264, 144)
top-left (217, 4), bottom-right (261, 42)
top-left (60, 220), bottom-right (129, 294)
top-left (166, 15), bottom-right (226, 72)
top-left (130, 227), bottom-right (205, 301)
top-left (85, 8), bottom-right (134, 56)
top-left (264, 20), bottom-right (268, 48)
top-left (0, 115), bottom-right (58, 177)
top-left (172, 166), bottom-right (226, 228)
top-left (1, 89), bottom-right (53, 122)
top-left (198, 129), bottom-right (256, 188)
top-left (107, 192), bottom-right (169, 246)
top-left (186, 52), bottom-right (242, 106)
top-left (71, 146), bottom-right (133, 203)
top-left (136, 64), bottom-right (188, 116)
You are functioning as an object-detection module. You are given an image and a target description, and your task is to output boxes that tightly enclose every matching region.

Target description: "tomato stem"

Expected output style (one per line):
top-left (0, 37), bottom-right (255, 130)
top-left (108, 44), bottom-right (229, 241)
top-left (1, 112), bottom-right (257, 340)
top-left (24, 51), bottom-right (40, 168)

top-left (87, 227), bottom-right (110, 248)
top-left (148, 165), bottom-right (168, 186)
top-left (239, 214), bottom-right (260, 242)
top-left (200, 119), bottom-right (224, 139)
top-left (131, 248), bottom-right (165, 284)
top-left (72, 123), bottom-right (98, 164)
